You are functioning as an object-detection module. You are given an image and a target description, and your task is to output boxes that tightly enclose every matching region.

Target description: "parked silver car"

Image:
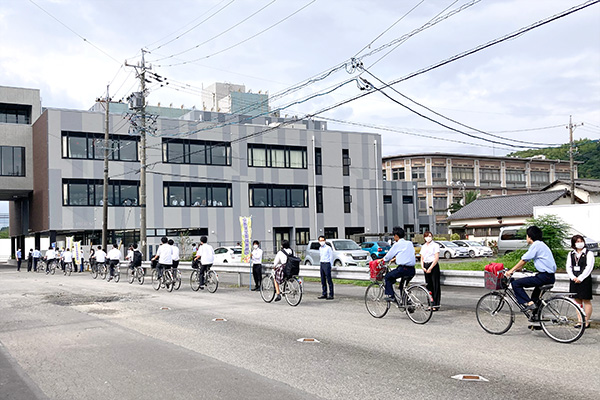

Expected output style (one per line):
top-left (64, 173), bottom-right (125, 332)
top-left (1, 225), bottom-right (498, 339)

top-left (304, 239), bottom-right (370, 267)
top-left (437, 241), bottom-right (469, 259)
top-left (453, 240), bottom-right (494, 258)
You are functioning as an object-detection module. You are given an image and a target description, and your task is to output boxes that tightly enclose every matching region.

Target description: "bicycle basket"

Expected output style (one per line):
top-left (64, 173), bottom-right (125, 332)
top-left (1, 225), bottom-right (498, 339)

top-left (484, 270), bottom-right (506, 290)
top-left (369, 260), bottom-right (385, 281)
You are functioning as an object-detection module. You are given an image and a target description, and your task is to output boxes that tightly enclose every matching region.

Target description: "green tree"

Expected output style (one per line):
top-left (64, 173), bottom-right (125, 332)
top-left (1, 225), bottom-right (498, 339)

top-left (0, 227), bottom-right (8, 239)
top-left (447, 190), bottom-right (479, 214)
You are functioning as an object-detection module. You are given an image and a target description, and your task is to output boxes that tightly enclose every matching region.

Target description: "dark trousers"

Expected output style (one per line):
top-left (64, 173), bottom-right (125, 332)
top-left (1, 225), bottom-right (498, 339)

top-left (385, 266), bottom-right (415, 296)
top-left (157, 263), bottom-right (172, 279)
top-left (199, 263), bottom-right (212, 286)
top-left (424, 262), bottom-right (441, 307)
top-left (33, 257), bottom-right (39, 272)
top-left (17, 259), bottom-right (22, 271)
top-left (27, 258), bottom-right (32, 272)
top-left (108, 260), bottom-right (119, 277)
top-left (252, 263), bottom-right (262, 288)
top-left (172, 260), bottom-right (179, 276)
top-left (512, 272), bottom-right (555, 304)
top-left (320, 262), bottom-right (334, 297)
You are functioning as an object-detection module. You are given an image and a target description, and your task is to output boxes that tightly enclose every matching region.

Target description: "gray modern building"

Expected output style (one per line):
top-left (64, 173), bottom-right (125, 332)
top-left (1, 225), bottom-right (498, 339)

top-left (4, 85), bottom-right (402, 257)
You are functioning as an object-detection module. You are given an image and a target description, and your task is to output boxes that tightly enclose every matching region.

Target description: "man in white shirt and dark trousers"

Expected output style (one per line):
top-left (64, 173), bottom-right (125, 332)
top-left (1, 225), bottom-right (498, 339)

top-left (251, 240), bottom-right (263, 291)
top-left (168, 239), bottom-right (180, 276)
top-left (193, 236), bottom-right (214, 290)
top-left (317, 236), bottom-right (334, 300)
top-left (106, 244), bottom-right (122, 282)
top-left (152, 237), bottom-right (172, 281)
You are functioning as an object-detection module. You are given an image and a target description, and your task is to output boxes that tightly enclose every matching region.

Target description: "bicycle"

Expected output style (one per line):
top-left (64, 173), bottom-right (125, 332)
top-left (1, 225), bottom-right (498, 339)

top-left (63, 262), bottom-right (73, 276)
top-left (364, 266), bottom-right (433, 324)
top-left (190, 264), bottom-right (218, 293)
top-left (36, 259), bottom-right (47, 274)
top-left (128, 264), bottom-right (145, 285)
top-left (260, 269), bottom-right (303, 307)
top-left (98, 262), bottom-right (108, 280)
top-left (90, 261), bottom-right (98, 279)
top-left (107, 262), bottom-right (120, 283)
top-left (476, 269), bottom-right (586, 343)
top-left (152, 267), bottom-right (174, 292)
top-left (173, 268), bottom-right (182, 290)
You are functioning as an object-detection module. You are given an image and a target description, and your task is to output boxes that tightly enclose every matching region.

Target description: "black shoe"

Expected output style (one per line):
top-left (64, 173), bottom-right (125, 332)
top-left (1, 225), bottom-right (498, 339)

top-left (528, 325), bottom-right (542, 331)
top-left (251, 287), bottom-right (260, 291)
top-left (199, 286), bottom-right (205, 290)
top-left (317, 295), bottom-right (327, 299)
top-left (274, 294), bottom-right (282, 302)
top-left (383, 296), bottom-right (395, 302)
top-left (522, 303), bottom-right (537, 312)
top-left (326, 296), bottom-right (334, 300)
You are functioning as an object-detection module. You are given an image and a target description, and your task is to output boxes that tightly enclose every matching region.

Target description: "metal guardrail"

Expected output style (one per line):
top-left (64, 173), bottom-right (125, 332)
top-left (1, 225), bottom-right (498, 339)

top-left (139, 261), bottom-right (599, 295)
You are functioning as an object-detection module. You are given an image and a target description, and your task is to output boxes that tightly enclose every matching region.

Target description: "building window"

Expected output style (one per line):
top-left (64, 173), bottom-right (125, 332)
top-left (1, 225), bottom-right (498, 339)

top-left (61, 131), bottom-right (139, 161)
top-left (382, 169), bottom-right (387, 180)
top-left (0, 103), bottom-right (31, 124)
top-left (62, 179), bottom-right (139, 206)
top-left (433, 196), bottom-right (447, 214)
top-left (480, 168), bottom-right (501, 186)
top-left (342, 149), bottom-right (350, 176)
top-left (383, 195), bottom-right (392, 204)
top-left (402, 195), bottom-right (413, 204)
top-left (392, 167), bottom-right (405, 180)
top-left (0, 146), bottom-right (25, 176)
top-left (419, 197), bottom-right (427, 214)
top-left (555, 171), bottom-right (570, 180)
top-left (316, 185), bottom-right (323, 213)
top-left (296, 228), bottom-right (310, 246)
top-left (531, 171), bottom-right (550, 186)
top-left (324, 227), bottom-right (338, 239)
top-left (315, 147), bottom-right (322, 175)
top-left (506, 169), bottom-right (526, 187)
top-left (411, 166), bottom-right (425, 181)
top-left (248, 143), bottom-right (307, 169)
top-left (249, 184), bottom-right (308, 208)
top-left (343, 186), bottom-right (352, 213)
top-left (432, 166), bottom-right (446, 182)
top-left (162, 138), bottom-right (231, 165)
top-left (452, 167), bottom-right (474, 183)
top-left (163, 182), bottom-right (232, 207)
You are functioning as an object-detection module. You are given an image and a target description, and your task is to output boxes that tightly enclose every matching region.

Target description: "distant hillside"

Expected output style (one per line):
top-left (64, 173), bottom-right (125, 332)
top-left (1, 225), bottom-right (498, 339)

top-left (508, 139), bottom-right (600, 179)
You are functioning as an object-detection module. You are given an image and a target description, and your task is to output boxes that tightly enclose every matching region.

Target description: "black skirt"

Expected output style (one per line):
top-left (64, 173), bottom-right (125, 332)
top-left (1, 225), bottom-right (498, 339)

top-left (570, 276), bottom-right (593, 300)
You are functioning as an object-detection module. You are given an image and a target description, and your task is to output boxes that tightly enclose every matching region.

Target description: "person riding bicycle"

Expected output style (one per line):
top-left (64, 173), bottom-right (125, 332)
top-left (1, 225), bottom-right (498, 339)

top-left (128, 243), bottom-right (143, 272)
top-left (93, 245), bottom-right (107, 273)
top-left (62, 248), bottom-right (74, 273)
top-left (106, 243), bottom-right (122, 282)
top-left (272, 240), bottom-right (294, 302)
top-left (382, 226), bottom-right (416, 302)
top-left (152, 236), bottom-right (172, 281)
top-left (505, 225), bottom-right (556, 312)
top-left (193, 236), bottom-right (214, 290)
top-left (45, 246), bottom-right (57, 273)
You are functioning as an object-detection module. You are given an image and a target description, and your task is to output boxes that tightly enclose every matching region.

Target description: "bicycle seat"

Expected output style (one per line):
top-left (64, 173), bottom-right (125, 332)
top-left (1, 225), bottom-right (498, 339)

top-left (538, 284), bottom-right (554, 291)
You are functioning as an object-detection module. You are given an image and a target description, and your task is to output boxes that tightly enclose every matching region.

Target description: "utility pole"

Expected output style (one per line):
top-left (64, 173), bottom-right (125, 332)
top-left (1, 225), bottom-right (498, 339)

top-left (567, 116), bottom-right (583, 204)
top-left (101, 85), bottom-right (110, 250)
top-left (126, 49), bottom-right (150, 259)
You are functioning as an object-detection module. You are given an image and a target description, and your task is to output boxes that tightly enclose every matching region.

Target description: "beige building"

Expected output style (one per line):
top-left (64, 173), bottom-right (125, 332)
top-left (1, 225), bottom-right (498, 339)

top-left (541, 179), bottom-right (600, 203)
top-left (382, 153), bottom-right (578, 233)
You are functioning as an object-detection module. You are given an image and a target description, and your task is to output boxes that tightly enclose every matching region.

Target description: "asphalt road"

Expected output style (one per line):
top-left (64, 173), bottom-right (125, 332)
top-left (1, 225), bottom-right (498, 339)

top-left (0, 266), bottom-right (598, 400)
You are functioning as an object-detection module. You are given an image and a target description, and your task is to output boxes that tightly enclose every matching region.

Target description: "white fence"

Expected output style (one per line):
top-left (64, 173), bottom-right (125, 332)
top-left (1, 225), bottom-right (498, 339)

top-left (139, 261), bottom-right (599, 295)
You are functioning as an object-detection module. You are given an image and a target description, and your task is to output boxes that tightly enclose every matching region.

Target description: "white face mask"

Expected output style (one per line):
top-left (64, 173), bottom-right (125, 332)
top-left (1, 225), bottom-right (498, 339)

top-left (253, 245), bottom-right (258, 249)
top-left (575, 242), bottom-right (585, 249)
top-left (425, 237), bottom-right (432, 243)
top-left (319, 241), bottom-right (326, 247)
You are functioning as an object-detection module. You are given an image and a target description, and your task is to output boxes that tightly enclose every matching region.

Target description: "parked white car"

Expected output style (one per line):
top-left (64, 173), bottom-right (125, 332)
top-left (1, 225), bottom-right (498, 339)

top-left (213, 246), bottom-right (242, 263)
top-left (304, 239), bottom-right (369, 267)
top-left (453, 240), bottom-right (494, 258)
top-left (437, 241), bottom-right (469, 259)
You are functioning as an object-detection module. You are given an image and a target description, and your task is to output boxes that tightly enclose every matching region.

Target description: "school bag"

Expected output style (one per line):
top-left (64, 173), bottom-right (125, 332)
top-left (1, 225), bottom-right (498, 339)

top-left (283, 249), bottom-right (301, 278)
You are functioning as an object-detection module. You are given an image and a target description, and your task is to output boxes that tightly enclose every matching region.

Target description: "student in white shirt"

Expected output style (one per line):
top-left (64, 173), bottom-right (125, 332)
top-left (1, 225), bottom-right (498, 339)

top-left (420, 231), bottom-right (441, 311)
top-left (106, 244), bottom-right (122, 282)
top-left (251, 240), bottom-right (263, 291)
top-left (152, 237), bottom-right (172, 280)
top-left (193, 236), bottom-right (214, 289)
top-left (168, 239), bottom-right (180, 275)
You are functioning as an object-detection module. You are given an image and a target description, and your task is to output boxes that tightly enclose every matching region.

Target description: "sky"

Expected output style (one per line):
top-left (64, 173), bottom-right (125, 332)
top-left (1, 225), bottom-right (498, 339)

top-left (1, 0), bottom-right (600, 216)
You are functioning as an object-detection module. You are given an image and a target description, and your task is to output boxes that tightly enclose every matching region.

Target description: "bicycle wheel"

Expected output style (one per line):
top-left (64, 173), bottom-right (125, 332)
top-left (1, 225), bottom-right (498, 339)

top-left (50, 262), bottom-right (56, 275)
top-left (284, 278), bottom-right (302, 306)
top-left (128, 268), bottom-right (135, 284)
top-left (539, 297), bottom-right (585, 344)
top-left (91, 265), bottom-right (98, 279)
top-left (152, 269), bottom-right (160, 291)
top-left (190, 270), bottom-right (201, 291)
top-left (174, 270), bottom-right (182, 290)
top-left (99, 265), bottom-right (107, 280)
top-left (364, 283), bottom-right (390, 318)
top-left (206, 270), bottom-right (218, 293)
top-left (137, 268), bottom-right (145, 285)
top-left (476, 292), bottom-right (514, 335)
top-left (114, 266), bottom-right (120, 283)
top-left (260, 275), bottom-right (275, 303)
top-left (405, 285), bottom-right (433, 324)
top-left (165, 270), bottom-right (174, 292)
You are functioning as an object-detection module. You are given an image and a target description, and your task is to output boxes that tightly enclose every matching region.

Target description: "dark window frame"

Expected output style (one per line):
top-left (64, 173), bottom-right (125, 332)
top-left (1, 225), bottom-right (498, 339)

top-left (315, 147), bottom-right (322, 175)
top-left (162, 138), bottom-right (231, 166)
top-left (61, 131), bottom-right (139, 161)
top-left (62, 178), bottom-right (140, 206)
top-left (343, 186), bottom-right (352, 213)
top-left (247, 143), bottom-right (308, 169)
top-left (342, 149), bottom-right (351, 176)
top-left (316, 185), bottom-right (323, 213)
top-left (0, 146), bottom-right (26, 176)
top-left (163, 182), bottom-right (232, 207)
top-left (249, 184), bottom-right (308, 208)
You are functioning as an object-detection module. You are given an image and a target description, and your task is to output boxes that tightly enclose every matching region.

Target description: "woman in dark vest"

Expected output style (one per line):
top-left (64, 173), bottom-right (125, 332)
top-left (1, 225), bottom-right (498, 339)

top-left (566, 234), bottom-right (594, 328)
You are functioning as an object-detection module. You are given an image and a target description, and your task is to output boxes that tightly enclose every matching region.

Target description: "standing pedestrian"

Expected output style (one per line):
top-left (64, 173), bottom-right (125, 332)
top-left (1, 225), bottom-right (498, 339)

top-left (27, 249), bottom-right (33, 272)
top-left (420, 231), bottom-right (441, 311)
top-left (251, 240), bottom-right (263, 291)
top-left (193, 236), bottom-right (214, 290)
top-left (566, 234), bottom-right (594, 328)
top-left (168, 239), bottom-right (180, 276)
top-left (32, 248), bottom-right (41, 272)
top-left (16, 249), bottom-right (22, 271)
top-left (317, 236), bottom-right (334, 300)
top-left (152, 237), bottom-right (172, 281)
top-left (106, 243), bottom-right (122, 282)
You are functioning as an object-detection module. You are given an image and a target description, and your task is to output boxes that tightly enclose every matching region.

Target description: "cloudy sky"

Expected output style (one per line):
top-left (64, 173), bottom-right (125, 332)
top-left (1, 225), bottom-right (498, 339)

top-left (1, 1), bottom-right (600, 214)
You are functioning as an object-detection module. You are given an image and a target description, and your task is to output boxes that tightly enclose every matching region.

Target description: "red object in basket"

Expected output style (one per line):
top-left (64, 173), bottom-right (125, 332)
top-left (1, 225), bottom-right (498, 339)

top-left (369, 259), bottom-right (385, 281)
top-left (484, 263), bottom-right (505, 290)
